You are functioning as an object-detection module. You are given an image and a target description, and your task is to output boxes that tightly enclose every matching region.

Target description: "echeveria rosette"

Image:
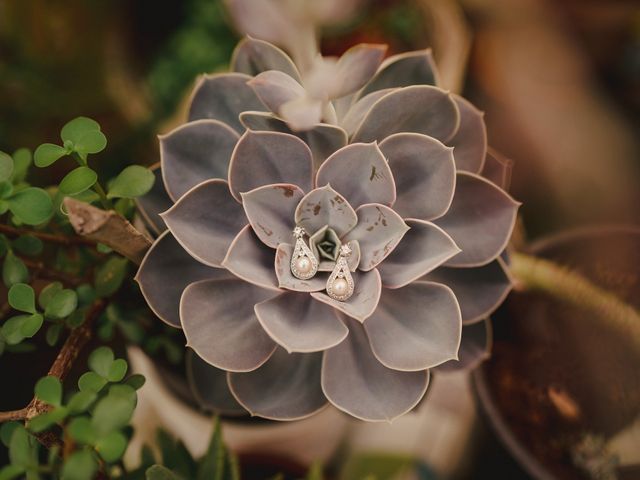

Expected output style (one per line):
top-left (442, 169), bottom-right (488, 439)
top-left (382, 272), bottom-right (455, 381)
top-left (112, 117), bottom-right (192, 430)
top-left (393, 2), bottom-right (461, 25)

top-left (136, 37), bottom-right (520, 422)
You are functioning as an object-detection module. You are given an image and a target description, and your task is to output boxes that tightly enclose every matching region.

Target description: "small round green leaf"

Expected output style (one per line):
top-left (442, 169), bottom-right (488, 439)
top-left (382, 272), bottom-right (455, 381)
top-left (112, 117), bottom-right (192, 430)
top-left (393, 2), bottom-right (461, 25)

top-left (0, 422), bottom-right (19, 448)
top-left (8, 283), bottom-right (36, 313)
top-left (67, 417), bottom-right (96, 445)
top-left (11, 148), bottom-right (31, 183)
top-left (74, 130), bottom-right (107, 155)
top-left (35, 376), bottom-right (62, 406)
top-left (13, 235), bottom-right (43, 256)
top-left (78, 371), bottom-right (107, 393)
top-left (0, 152), bottom-right (14, 182)
top-left (91, 385), bottom-right (136, 436)
top-left (1, 316), bottom-right (27, 344)
top-left (107, 165), bottom-right (155, 199)
top-left (89, 346), bottom-right (114, 377)
top-left (3, 252), bottom-right (28, 287)
top-left (44, 289), bottom-right (77, 319)
top-left (0, 182), bottom-right (12, 199)
top-left (38, 282), bottom-right (63, 309)
top-left (60, 117), bottom-right (100, 143)
top-left (95, 431), bottom-right (127, 463)
top-left (124, 374), bottom-right (146, 390)
top-left (76, 284), bottom-right (96, 306)
top-left (7, 187), bottom-right (53, 225)
top-left (45, 324), bottom-right (63, 346)
top-left (67, 391), bottom-right (97, 414)
top-left (8, 424), bottom-right (34, 468)
top-left (59, 167), bottom-right (97, 196)
top-left (28, 408), bottom-right (68, 433)
top-left (107, 358), bottom-right (128, 382)
top-left (20, 313), bottom-right (43, 338)
top-left (94, 256), bottom-right (128, 297)
top-left (60, 449), bottom-right (98, 480)
top-left (34, 143), bottom-right (68, 168)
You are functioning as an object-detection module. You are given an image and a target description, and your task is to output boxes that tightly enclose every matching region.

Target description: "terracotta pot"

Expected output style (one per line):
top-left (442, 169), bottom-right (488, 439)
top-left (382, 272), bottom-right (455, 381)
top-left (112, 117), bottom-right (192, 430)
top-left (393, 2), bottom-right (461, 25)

top-left (473, 226), bottom-right (640, 480)
top-left (124, 347), bottom-right (350, 469)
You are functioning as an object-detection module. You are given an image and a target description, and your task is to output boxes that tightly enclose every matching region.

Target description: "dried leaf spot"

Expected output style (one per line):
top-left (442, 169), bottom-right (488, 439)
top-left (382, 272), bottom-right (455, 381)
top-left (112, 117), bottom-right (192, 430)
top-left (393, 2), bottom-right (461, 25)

top-left (313, 204), bottom-right (321, 216)
top-left (257, 223), bottom-right (273, 236)
top-left (277, 185), bottom-right (295, 197)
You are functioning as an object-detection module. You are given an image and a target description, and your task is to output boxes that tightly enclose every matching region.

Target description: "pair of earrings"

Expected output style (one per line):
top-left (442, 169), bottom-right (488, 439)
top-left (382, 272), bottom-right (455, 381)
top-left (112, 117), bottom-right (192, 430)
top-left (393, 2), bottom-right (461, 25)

top-left (290, 226), bottom-right (354, 301)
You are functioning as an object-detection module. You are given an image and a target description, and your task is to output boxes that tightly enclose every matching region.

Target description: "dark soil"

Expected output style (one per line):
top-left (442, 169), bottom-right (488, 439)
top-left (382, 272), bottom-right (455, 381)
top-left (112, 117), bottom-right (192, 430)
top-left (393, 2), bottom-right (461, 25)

top-left (482, 227), bottom-right (640, 479)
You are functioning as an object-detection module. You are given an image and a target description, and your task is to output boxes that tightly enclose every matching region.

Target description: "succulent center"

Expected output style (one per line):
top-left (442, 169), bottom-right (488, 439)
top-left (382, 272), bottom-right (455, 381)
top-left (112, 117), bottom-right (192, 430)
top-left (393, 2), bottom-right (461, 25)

top-left (309, 225), bottom-right (342, 262)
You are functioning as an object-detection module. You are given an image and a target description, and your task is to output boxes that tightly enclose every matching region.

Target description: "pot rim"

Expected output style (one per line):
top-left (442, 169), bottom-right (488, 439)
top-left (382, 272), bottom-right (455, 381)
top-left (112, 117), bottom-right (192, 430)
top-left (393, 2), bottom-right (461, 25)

top-left (473, 223), bottom-right (640, 480)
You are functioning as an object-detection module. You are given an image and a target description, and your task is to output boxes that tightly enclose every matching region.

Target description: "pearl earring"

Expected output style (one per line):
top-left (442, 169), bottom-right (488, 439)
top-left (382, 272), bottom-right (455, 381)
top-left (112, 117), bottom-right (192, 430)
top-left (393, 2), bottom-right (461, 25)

top-left (290, 226), bottom-right (319, 280)
top-left (326, 244), bottom-right (354, 301)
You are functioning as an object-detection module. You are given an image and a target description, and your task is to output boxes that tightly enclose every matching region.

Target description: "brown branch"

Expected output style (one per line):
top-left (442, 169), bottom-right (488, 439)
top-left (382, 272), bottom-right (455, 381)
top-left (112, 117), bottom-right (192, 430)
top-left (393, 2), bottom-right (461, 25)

top-left (0, 224), bottom-right (96, 247)
top-left (20, 257), bottom-right (87, 287)
top-left (0, 300), bottom-right (107, 427)
top-left (64, 198), bottom-right (152, 265)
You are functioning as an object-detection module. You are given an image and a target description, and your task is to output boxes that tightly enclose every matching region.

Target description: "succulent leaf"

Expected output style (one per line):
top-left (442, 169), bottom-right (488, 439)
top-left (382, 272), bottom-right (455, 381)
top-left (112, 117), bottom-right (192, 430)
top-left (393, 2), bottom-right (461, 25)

top-left (221, 226), bottom-right (281, 291)
top-left (364, 282), bottom-right (462, 371)
top-left (180, 279), bottom-right (277, 372)
top-left (378, 220), bottom-right (460, 289)
top-left (422, 258), bottom-right (513, 324)
top-left (255, 292), bottom-right (348, 353)
top-left (228, 130), bottom-right (313, 202)
top-left (448, 95), bottom-right (488, 173)
top-left (352, 86), bottom-right (460, 144)
top-left (321, 318), bottom-right (430, 422)
top-left (294, 185), bottom-right (357, 238)
top-left (161, 180), bottom-right (247, 268)
top-left (241, 183), bottom-right (304, 249)
top-left (228, 348), bottom-right (326, 421)
top-left (435, 172), bottom-right (520, 267)
top-left (159, 120), bottom-right (239, 201)
top-left (137, 231), bottom-right (231, 327)
top-left (379, 133), bottom-right (456, 221)
top-left (188, 73), bottom-right (265, 133)
top-left (316, 142), bottom-right (396, 209)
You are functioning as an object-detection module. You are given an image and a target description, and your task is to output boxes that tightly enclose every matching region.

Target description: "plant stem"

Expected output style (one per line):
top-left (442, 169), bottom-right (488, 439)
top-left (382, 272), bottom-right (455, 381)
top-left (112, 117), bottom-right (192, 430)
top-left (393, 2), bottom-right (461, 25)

top-left (0, 300), bottom-right (106, 427)
top-left (510, 251), bottom-right (640, 352)
top-left (64, 198), bottom-right (151, 265)
top-left (71, 152), bottom-right (113, 211)
top-left (0, 224), bottom-right (96, 247)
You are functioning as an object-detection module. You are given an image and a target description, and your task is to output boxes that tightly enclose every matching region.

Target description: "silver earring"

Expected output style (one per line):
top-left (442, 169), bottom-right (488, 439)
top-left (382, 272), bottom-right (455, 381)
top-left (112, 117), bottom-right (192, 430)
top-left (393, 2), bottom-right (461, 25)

top-left (326, 244), bottom-right (354, 301)
top-left (290, 226), bottom-right (318, 280)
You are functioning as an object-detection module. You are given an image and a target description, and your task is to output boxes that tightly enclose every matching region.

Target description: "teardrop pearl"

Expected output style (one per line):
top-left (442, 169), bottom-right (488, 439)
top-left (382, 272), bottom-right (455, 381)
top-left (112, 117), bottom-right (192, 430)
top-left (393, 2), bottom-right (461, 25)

top-left (295, 256), bottom-right (313, 275)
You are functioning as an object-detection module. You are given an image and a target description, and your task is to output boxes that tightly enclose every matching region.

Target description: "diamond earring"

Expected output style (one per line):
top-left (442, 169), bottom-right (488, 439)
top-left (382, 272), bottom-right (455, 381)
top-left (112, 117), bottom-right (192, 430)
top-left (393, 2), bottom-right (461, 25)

top-left (290, 226), bottom-right (319, 280)
top-left (326, 244), bottom-right (354, 301)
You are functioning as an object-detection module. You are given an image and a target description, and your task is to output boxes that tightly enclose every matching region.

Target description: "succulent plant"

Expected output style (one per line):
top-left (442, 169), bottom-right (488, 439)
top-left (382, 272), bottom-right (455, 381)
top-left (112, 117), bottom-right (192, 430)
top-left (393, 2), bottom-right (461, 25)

top-left (136, 36), bottom-right (519, 421)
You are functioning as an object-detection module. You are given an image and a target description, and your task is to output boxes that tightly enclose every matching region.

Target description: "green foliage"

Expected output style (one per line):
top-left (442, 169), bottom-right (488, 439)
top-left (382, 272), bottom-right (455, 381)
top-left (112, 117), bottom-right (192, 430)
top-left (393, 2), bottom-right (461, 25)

top-left (13, 235), bottom-right (43, 256)
top-left (61, 449), bottom-right (99, 480)
top-left (146, 465), bottom-right (184, 480)
top-left (1, 115), bottom-right (187, 478)
top-left (107, 165), bottom-right (155, 199)
top-left (59, 166), bottom-right (98, 196)
top-left (8, 283), bottom-right (36, 313)
top-left (34, 143), bottom-right (68, 168)
top-left (35, 376), bottom-right (63, 406)
top-left (3, 251), bottom-right (28, 286)
top-left (143, 419), bottom-right (239, 480)
top-left (0, 152), bottom-right (14, 182)
top-left (95, 256), bottom-right (128, 297)
top-left (44, 288), bottom-right (78, 319)
top-left (7, 187), bottom-right (53, 225)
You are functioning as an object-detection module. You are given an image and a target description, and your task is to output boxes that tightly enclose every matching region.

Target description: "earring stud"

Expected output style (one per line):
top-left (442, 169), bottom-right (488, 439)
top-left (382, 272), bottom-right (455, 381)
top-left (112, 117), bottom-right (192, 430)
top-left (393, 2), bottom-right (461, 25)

top-left (290, 226), bottom-right (319, 280)
top-left (326, 244), bottom-right (354, 301)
